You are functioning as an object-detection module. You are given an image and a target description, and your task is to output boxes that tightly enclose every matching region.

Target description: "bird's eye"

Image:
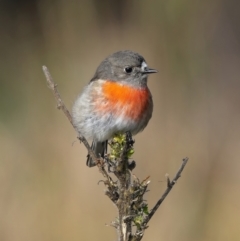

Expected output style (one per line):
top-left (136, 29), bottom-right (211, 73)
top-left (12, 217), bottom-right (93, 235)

top-left (124, 66), bottom-right (133, 74)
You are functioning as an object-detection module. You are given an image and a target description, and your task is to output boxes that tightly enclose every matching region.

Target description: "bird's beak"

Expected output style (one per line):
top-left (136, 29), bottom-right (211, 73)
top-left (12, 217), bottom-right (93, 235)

top-left (143, 67), bottom-right (158, 74)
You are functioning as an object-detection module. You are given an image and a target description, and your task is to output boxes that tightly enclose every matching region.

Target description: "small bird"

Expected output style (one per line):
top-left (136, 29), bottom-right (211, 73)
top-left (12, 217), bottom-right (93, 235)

top-left (72, 50), bottom-right (157, 167)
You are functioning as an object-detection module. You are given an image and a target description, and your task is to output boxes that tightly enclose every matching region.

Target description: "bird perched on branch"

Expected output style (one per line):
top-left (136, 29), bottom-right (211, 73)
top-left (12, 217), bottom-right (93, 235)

top-left (72, 50), bottom-right (157, 167)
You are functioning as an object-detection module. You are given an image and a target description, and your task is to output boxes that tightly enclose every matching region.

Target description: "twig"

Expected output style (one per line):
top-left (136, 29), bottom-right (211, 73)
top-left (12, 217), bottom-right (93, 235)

top-left (42, 66), bottom-right (92, 155)
top-left (141, 157), bottom-right (189, 229)
top-left (42, 66), bottom-right (73, 125)
top-left (42, 66), bottom-right (113, 181)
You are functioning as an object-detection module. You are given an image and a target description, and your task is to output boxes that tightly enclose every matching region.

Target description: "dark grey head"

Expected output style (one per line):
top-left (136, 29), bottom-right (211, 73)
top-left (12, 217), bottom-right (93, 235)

top-left (90, 50), bottom-right (157, 87)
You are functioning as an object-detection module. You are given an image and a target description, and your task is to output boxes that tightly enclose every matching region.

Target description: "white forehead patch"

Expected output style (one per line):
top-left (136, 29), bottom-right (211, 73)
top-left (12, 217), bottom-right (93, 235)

top-left (141, 61), bottom-right (148, 71)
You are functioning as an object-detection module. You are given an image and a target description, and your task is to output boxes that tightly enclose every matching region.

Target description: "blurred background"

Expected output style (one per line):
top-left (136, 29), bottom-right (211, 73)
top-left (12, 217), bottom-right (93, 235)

top-left (1, 0), bottom-right (240, 240)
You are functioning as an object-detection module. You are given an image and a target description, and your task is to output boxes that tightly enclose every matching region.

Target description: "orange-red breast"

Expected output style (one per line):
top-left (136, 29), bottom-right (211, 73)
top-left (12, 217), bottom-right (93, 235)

top-left (72, 50), bottom-right (157, 167)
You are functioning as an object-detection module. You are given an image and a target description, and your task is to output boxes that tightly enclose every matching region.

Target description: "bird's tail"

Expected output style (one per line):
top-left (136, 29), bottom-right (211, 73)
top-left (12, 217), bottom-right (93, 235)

top-left (86, 140), bottom-right (108, 167)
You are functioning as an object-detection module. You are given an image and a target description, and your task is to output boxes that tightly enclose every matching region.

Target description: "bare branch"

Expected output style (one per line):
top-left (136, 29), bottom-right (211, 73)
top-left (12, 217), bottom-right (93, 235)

top-left (42, 66), bottom-right (73, 125)
top-left (141, 157), bottom-right (189, 229)
top-left (42, 66), bottom-right (113, 181)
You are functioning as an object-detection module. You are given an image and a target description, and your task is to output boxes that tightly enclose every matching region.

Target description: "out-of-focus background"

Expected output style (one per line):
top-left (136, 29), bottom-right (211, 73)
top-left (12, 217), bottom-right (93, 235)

top-left (1, 0), bottom-right (240, 240)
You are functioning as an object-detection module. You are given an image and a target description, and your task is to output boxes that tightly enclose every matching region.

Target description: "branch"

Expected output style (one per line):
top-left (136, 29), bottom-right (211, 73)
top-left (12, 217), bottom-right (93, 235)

top-left (42, 66), bottom-right (73, 125)
top-left (42, 66), bottom-right (113, 181)
top-left (42, 65), bottom-right (189, 241)
top-left (141, 157), bottom-right (189, 228)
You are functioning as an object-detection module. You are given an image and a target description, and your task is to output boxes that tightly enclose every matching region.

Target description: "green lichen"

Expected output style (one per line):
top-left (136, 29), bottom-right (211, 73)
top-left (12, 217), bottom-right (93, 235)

top-left (133, 203), bottom-right (149, 228)
top-left (109, 133), bottom-right (134, 161)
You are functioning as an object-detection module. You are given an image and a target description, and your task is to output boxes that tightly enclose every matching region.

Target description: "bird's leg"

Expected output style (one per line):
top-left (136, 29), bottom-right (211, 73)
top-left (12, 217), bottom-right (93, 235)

top-left (125, 131), bottom-right (135, 147)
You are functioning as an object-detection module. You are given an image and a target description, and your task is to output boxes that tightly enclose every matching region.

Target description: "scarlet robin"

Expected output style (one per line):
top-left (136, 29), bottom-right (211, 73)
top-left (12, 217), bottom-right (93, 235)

top-left (72, 50), bottom-right (157, 167)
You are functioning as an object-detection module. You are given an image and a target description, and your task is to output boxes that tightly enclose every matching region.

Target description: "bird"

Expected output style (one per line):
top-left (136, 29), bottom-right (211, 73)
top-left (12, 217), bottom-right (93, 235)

top-left (72, 50), bottom-right (157, 167)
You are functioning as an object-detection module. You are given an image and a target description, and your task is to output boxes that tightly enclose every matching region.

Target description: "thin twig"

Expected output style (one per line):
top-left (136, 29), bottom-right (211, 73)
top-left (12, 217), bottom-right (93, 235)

top-left (42, 66), bottom-right (73, 124)
top-left (42, 65), bottom-right (96, 160)
top-left (141, 157), bottom-right (189, 228)
top-left (42, 65), bottom-right (113, 181)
